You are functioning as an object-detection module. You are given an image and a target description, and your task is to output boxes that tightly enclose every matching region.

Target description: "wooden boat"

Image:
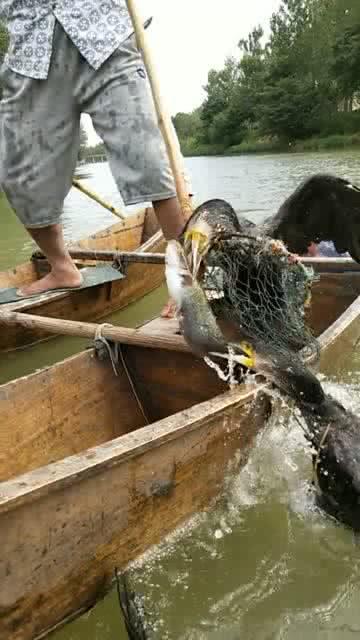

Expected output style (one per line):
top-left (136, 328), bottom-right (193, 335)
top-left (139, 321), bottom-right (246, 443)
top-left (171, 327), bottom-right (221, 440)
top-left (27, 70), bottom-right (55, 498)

top-left (0, 206), bottom-right (164, 353)
top-left (1, 259), bottom-right (360, 640)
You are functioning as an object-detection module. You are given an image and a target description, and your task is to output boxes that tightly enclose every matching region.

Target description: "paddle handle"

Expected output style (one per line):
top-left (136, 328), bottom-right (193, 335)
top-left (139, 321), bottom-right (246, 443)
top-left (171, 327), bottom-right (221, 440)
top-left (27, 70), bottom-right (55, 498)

top-left (72, 179), bottom-right (126, 221)
top-left (125, 0), bottom-right (192, 221)
top-left (0, 311), bottom-right (188, 353)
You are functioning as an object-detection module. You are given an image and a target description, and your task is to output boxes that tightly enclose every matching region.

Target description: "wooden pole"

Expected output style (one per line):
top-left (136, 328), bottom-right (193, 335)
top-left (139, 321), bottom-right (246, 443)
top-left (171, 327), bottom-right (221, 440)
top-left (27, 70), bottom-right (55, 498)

top-left (0, 311), bottom-right (189, 353)
top-left (125, 0), bottom-right (193, 221)
top-left (72, 179), bottom-right (126, 221)
top-left (33, 249), bottom-right (166, 265)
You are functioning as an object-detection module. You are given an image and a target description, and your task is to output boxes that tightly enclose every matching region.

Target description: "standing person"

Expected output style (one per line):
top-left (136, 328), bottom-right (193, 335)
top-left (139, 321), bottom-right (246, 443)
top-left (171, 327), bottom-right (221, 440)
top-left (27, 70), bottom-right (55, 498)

top-left (0, 1), bottom-right (187, 317)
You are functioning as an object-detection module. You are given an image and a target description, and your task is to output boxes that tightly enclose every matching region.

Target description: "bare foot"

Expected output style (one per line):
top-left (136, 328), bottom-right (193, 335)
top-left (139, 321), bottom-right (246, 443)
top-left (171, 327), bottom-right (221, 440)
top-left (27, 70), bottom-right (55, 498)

top-left (161, 298), bottom-right (177, 319)
top-left (17, 265), bottom-right (83, 297)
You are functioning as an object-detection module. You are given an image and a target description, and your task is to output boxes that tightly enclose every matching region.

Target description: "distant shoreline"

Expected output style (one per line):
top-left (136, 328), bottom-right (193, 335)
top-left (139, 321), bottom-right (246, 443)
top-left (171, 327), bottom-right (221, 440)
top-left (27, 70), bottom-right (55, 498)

top-left (180, 133), bottom-right (360, 158)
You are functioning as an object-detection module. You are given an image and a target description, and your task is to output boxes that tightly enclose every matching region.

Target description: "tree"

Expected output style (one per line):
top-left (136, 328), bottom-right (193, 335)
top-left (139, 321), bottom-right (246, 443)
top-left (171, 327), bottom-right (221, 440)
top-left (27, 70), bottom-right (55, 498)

top-left (166, 0), bottom-right (360, 153)
top-left (200, 57), bottom-right (240, 144)
top-left (172, 110), bottom-right (201, 141)
top-left (258, 0), bottom-right (337, 140)
top-left (332, 24), bottom-right (360, 110)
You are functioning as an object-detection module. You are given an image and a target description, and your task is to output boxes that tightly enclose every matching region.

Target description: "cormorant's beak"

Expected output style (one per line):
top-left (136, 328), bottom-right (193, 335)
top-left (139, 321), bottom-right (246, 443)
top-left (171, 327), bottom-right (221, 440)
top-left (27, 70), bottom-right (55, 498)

top-left (184, 230), bottom-right (209, 277)
top-left (233, 342), bottom-right (256, 369)
top-left (210, 342), bottom-right (256, 370)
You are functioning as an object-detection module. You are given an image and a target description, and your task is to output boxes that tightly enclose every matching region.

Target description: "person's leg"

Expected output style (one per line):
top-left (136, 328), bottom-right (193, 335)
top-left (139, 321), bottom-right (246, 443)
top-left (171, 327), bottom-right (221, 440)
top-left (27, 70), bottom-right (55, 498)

top-left (152, 197), bottom-right (185, 241)
top-left (80, 35), bottom-right (188, 316)
top-left (0, 24), bottom-right (81, 297)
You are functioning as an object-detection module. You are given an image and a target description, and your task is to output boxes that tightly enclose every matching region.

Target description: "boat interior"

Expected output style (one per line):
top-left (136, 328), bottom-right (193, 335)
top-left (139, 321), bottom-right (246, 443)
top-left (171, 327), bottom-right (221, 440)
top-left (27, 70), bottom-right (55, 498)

top-left (0, 206), bottom-right (159, 291)
top-left (1, 263), bottom-right (360, 485)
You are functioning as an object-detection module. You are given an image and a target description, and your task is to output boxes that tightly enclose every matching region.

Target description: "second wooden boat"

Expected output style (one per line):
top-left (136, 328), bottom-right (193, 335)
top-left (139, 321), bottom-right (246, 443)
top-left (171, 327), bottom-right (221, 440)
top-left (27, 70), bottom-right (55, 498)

top-left (0, 206), bottom-right (164, 353)
top-left (0, 259), bottom-right (359, 640)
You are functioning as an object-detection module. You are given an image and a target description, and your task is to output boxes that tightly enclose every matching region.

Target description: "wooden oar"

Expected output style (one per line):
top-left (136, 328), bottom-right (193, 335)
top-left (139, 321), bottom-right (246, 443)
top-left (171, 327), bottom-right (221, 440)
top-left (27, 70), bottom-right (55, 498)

top-left (32, 249), bottom-right (165, 265)
top-left (72, 179), bottom-right (126, 221)
top-left (0, 311), bottom-right (189, 353)
top-left (126, 0), bottom-right (193, 222)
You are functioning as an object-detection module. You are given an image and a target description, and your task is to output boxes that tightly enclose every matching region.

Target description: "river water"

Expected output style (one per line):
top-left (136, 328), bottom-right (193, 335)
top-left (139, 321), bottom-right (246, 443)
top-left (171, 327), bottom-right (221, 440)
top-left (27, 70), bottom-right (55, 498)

top-left (1, 152), bottom-right (360, 639)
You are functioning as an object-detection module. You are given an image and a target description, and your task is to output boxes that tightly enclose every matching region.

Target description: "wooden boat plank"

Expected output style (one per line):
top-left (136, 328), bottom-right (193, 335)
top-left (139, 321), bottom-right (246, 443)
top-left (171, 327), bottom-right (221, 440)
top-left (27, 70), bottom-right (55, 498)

top-left (0, 387), bottom-right (270, 640)
top-left (72, 211), bottom-right (145, 251)
top-left (301, 257), bottom-right (360, 273)
top-left (0, 350), bottom-right (147, 483)
top-left (319, 294), bottom-right (360, 353)
top-left (121, 345), bottom-right (228, 422)
top-left (138, 316), bottom-right (179, 336)
top-left (309, 273), bottom-right (360, 336)
top-left (0, 336), bottom-right (227, 483)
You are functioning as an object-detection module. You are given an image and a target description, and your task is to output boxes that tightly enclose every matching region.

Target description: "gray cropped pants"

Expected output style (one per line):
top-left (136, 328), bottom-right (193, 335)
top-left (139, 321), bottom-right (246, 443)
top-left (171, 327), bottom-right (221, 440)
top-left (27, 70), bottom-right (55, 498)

top-left (0, 22), bottom-right (176, 228)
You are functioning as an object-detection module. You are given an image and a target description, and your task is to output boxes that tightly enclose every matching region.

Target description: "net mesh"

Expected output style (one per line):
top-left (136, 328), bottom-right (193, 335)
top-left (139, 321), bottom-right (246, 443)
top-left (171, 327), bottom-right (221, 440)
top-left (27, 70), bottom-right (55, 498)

top-left (201, 233), bottom-right (319, 362)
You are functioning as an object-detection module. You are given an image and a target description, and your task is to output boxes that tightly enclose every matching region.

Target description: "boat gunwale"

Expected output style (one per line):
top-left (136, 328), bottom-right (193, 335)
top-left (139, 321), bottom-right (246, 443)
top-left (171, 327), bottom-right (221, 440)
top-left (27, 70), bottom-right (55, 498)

top-left (0, 384), bottom-right (262, 514)
top-left (318, 291), bottom-right (360, 351)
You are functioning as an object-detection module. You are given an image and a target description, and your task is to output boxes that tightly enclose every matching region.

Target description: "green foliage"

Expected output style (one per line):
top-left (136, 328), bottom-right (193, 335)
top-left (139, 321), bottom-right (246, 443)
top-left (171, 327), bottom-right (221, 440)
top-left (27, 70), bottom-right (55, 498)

top-left (0, 21), bottom-right (9, 100)
top-left (172, 0), bottom-right (360, 156)
top-left (0, 22), bottom-right (8, 63)
top-left (172, 110), bottom-right (201, 140)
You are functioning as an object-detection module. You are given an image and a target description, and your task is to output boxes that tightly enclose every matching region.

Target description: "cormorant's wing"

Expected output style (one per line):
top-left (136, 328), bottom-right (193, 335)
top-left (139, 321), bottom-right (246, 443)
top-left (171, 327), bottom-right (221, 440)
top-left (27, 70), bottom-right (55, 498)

top-left (115, 570), bottom-right (149, 639)
top-left (264, 174), bottom-right (360, 261)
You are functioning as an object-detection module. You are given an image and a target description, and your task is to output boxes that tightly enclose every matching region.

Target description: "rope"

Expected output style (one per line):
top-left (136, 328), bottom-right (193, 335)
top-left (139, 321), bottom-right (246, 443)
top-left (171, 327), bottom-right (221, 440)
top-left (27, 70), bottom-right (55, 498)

top-left (204, 347), bottom-right (240, 387)
top-left (94, 324), bottom-right (150, 424)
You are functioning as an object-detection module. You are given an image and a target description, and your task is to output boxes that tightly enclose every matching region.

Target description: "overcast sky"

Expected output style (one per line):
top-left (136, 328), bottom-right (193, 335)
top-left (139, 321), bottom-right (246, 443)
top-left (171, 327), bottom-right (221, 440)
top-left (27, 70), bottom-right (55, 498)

top-left (83, 0), bottom-right (281, 145)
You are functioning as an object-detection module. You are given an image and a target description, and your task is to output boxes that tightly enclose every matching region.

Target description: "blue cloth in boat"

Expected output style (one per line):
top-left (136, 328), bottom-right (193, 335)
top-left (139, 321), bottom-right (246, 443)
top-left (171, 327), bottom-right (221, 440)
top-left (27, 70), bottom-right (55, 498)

top-left (317, 241), bottom-right (349, 258)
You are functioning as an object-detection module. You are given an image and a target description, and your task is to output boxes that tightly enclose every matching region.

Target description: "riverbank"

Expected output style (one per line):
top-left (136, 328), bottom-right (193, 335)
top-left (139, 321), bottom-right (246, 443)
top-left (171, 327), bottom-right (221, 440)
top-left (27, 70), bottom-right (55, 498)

top-left (180, 132), bottom-right (360, 157)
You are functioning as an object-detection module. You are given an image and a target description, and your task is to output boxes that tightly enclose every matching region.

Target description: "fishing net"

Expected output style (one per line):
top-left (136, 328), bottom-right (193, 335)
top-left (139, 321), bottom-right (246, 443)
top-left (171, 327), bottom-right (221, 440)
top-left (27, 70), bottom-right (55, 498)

top-left (201, 233), bottom-right (319, 362)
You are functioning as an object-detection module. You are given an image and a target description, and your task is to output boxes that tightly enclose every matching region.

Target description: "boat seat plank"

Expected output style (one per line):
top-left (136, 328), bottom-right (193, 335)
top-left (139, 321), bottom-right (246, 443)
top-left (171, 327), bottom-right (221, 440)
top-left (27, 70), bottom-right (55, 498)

top-left (138, 316), bottom-right (179, 337)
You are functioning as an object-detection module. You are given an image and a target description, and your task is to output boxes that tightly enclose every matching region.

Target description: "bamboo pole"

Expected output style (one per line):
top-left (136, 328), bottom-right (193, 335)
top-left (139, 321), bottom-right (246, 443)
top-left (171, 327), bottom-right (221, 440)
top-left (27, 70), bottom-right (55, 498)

top-left (125, 0), bottom-right (193, 221)
top-left (72, 179), bottom-right (126, 221)
top-left (0, 311), bottom-right (189, 353)
top-left (33, 249), bottom-right (165, 265)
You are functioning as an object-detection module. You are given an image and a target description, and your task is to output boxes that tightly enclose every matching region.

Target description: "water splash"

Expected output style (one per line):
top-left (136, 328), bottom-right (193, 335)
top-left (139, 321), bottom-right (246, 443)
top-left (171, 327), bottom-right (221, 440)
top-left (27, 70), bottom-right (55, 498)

top-left (123, 378), bottom-right (360, 639)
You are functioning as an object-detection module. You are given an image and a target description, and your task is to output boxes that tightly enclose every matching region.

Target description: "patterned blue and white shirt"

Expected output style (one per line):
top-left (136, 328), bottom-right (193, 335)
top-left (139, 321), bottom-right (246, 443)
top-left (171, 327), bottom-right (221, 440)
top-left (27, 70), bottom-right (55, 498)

top-left (0, 1), bottom-right (136, 80)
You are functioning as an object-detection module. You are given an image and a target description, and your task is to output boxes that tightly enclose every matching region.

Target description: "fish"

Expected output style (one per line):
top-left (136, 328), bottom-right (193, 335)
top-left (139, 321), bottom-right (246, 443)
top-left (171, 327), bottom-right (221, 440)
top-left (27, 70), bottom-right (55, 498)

top-left (165, 240), bottom-right (324, 403)
top-left (165, 240), bottom-right (253, 367)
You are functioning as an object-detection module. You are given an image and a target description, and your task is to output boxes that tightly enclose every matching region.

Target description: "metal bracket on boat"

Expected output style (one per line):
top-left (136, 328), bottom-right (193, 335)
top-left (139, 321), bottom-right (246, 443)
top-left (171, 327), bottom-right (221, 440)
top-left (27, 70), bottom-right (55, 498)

top-left (93, 324), bottom-right (120, 373)
top-left (31, 250), bottom-right (50, 278)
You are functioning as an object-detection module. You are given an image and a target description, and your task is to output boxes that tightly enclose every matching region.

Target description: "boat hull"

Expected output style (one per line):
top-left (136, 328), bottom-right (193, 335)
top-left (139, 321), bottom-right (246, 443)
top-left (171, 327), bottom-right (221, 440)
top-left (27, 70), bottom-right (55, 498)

top-left (1, 264), bottom-right (360, 639)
